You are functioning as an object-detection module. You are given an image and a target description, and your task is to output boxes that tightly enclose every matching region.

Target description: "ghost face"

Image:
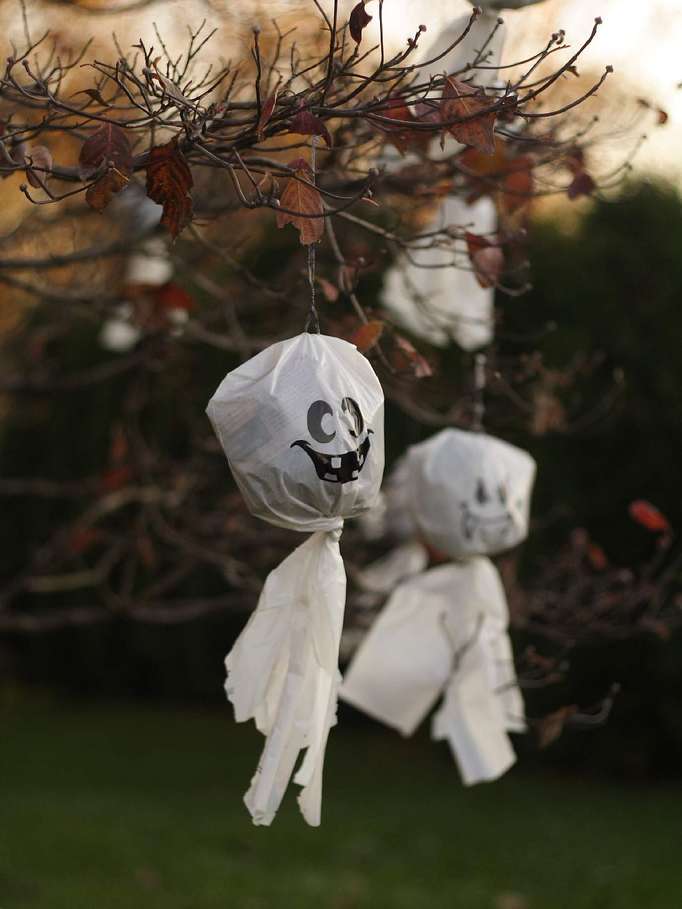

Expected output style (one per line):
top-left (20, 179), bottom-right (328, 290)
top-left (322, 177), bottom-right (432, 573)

top-left (292, 397), bottom-right (372, 484)
top-left (460, 475), bottom-right (517, 550)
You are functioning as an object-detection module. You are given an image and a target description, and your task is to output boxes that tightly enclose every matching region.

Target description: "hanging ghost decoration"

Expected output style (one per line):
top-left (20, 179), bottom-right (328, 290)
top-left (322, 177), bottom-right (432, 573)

top-left (341, 428), bottom-right (535, 785)
top-left (380, 195), bottom-right (496, 350)
top-left (207, 333), bottom-right (384, 826)
top-left (379, 0), bottom-right (545, 350)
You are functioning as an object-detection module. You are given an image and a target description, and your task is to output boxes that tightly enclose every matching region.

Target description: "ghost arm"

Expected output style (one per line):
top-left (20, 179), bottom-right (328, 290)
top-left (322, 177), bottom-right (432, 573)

top-left (353, 541), bottom-right (429, 595)
top-left (340, 573), bottom-right (453, 736)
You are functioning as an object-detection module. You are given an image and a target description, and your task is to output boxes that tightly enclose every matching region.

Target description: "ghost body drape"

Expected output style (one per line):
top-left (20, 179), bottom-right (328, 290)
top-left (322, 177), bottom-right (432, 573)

top-left (227, 528), bottom-right (345, 826)
top-left (341, 557), bottom-right (524, 784)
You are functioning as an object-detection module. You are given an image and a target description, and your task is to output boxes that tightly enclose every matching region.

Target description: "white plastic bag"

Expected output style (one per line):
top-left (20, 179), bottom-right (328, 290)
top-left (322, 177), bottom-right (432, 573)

top-left (379, 8), bottom-right (505, 350)
top-left (406, 428), bottom-right (536, 559)
top-left (341, 429), bottom-right (535, 784)
top-left (207, 333), bottom-right (384, 825)
top-left (380, 195), bottom-right (497, 350)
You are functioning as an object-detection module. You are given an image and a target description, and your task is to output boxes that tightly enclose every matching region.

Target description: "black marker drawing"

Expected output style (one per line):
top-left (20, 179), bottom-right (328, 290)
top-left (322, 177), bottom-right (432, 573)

top-left (292, 397), bottom-right (372, 484)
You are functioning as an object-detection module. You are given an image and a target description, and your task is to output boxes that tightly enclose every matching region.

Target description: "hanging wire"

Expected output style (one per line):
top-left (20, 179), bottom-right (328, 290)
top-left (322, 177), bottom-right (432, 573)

top-left (304, 135), bottom-right (321, 334)
top-left (471, 351), bottom-right (487, 432)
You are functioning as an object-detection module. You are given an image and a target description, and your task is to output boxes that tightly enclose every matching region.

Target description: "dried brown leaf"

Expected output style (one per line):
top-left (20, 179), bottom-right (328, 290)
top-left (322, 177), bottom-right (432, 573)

top-left (86, 166), bottom-right (129, 212)
top-left (290, 110), bottom-right (332, 148)
top-left (151, 64), bottom-right (196, 108)
top-left (79, 121), bottom-right (132, 180)
top-left (351, 320), bottom-right (384, 352)
top-left (257, 88), bottom-right (278, 140)
top-left (465, 231), bottom-right (504, 288)
top-left (349, 1), bottom-right (372, 44)
top-left (377, 97), bottom-right (431, 155)
top-left (499, 156), bottom-right (534, 214)
top-left (567, 169), bottom-right (596, 200)
top-left (440, 77), bottom-right (496, 156)
top-left (537, 705), bottom-right (577, 749)
top-left (146, 139), bottom-right (194, 240)
top-left (392, 335), bottom-right (433, 378)
top-left (276, 164), bottom-right (324, 245)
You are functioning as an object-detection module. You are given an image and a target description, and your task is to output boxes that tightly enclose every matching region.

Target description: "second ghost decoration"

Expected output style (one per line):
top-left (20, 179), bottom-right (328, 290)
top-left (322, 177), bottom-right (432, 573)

top-left (207, 333), bottom-right (384, 826)
top-left (341, 428), bottom-right (535, 785)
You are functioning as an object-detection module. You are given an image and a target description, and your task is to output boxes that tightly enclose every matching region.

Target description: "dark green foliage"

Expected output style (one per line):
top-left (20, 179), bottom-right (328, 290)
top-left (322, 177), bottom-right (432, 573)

top-left (504, 180), bottom-right (682, 561)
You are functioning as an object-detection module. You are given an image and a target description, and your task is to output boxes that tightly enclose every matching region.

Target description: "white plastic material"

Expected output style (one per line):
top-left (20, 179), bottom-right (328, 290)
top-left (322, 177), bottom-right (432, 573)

top-left (474, 0), bottom-right (547, 9)
top-left (406, 428), bottom-right (536, 559)
top-left (207, 333), bottom-right (384, 826)
top-left (341, 429), bottom-right (535, 784)
top-left (380, 195), bottom-right (497, 350)
top-left (342, 557), bottom-right (521, 784)
top-left (379, 9), bottom-right (505, 350)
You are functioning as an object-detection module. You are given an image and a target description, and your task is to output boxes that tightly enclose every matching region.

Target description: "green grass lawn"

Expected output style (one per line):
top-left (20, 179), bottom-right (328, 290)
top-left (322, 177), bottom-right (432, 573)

top-left (1, 696), bottom-right (680, 909)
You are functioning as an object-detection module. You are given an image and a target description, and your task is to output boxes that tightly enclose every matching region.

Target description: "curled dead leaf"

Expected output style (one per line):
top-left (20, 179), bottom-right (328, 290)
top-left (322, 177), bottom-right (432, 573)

top-left (349, 1), bottom-right (372, 44)
top-left (440, 76), bottom-right (497, 156)
top-left (86, 166), bottom-right (129, 212)
top-left (290, 110), bottom-right (332, 148)
top-left (276, 163), bottom-right (324, 245)
top-left (146, 139), bottom-right (193, 240)
top-left (375, 97), bottom-right (432, 155)
top-left (79, 121), bottom-right (132, 180)
top-left (567, 169), bottom-right (596, 201)
top-left (499, 157), bottom-right (534, 215)
top-left (79, 121), bottom-right (133, 212)
top-left (351, 320), bottom-right (384, 352)
top-left (465, 231), bottom-right (504, 288)
top-left (536, 705), bottom-right (577, 749)
top-left (392, 335), bottom-right (433, 378)
top-left (257, 89), bottom-right (278, 140)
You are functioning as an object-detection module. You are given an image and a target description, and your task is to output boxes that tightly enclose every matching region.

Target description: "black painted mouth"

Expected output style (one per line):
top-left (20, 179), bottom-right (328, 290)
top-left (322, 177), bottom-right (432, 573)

top-left (291, 432), bottom-right (372, 484)
top-left (460, 503), bottom-right (513, 542)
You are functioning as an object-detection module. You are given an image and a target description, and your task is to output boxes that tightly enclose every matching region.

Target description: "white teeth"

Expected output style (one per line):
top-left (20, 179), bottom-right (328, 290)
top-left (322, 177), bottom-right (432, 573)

top-left (352, 469), bottom-right (359, 479)
top-left (324, 473), bottom-right (337, 481)
top-left (331, 456), bottom-right (342, 469)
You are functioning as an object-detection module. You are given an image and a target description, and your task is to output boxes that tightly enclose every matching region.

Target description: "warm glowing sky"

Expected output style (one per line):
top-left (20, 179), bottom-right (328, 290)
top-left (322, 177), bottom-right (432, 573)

top-left (3, 0), bottom-right (681, 176)
top-left (379, 0), bottom-right (682, 177)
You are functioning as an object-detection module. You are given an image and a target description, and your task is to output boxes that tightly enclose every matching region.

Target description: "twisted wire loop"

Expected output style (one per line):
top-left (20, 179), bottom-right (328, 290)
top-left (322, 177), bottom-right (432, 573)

top-left (305, 136), bottom-right (321, 334)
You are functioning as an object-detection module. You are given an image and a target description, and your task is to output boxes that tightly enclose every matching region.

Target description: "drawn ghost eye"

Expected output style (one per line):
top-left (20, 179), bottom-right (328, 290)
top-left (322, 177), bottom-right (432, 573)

top-left (476, 479), bottom-right (488, 504)
top-left (498, 484), bottom-right (507, 505)
top-left (341, 397), bottom-right (364, 438)
top-left (307, 400), bottom-right (336, 444)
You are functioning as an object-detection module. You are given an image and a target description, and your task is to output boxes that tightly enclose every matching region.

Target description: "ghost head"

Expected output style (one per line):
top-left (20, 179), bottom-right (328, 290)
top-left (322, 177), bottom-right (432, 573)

top-left (206, 333), bottom-right (385, 532)
top-left (405, 428), bottom-right (535, 558)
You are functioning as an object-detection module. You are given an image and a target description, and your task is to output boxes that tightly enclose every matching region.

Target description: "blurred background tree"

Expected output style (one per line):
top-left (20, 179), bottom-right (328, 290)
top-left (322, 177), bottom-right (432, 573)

top-left (0, 0), bottom-right (680, 794)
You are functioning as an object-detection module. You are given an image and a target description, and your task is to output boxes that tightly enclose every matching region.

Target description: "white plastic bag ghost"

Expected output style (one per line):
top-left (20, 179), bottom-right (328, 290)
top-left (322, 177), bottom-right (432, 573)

top-left (380, 0), bottom-right (544, 349)
top-left (341, 428), bottom-right (534, 785)
top-left (380, 195), bottom-right (497, 350)
top-left (207, 332), bottom-right (384, 826)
